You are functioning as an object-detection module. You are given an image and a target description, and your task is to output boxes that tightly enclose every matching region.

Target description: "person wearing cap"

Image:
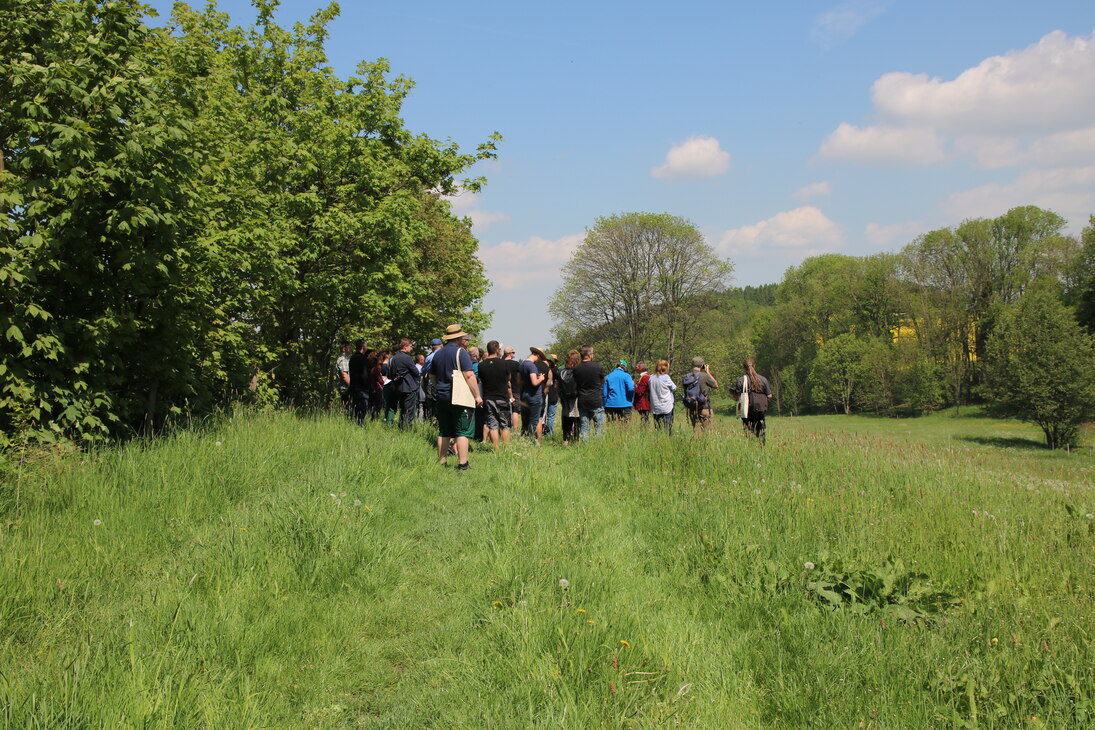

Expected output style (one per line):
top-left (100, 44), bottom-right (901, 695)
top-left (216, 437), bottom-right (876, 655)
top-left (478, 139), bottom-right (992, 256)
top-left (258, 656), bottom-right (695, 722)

top-left (424, 324), bottom-right (483, 470)
top-left (602, 359), bottom-right (635, 421)
top-left (421, 338), bottom-right (443, 422)
top-left (687, 356), bottom-right (719, 433)
top-left (520, 347), bottom-right (548, 443)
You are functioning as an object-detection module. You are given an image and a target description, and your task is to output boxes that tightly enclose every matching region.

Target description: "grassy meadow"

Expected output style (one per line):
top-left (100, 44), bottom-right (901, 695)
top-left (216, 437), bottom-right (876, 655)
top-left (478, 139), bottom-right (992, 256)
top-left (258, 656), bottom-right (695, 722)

top-left (1, 407), bottom-right (1092, 728)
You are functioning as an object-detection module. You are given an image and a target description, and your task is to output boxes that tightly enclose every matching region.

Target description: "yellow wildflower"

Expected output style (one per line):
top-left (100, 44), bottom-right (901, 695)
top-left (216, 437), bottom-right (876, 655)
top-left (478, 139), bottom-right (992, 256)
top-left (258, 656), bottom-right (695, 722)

top-left (619, 640), bottom-right (630, 648)
top-left (586, 620), bottom-right (596, 625)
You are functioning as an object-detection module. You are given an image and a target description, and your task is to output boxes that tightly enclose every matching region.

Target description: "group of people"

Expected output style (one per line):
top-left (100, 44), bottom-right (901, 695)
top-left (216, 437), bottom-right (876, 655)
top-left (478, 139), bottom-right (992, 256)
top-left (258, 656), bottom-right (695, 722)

top-left (334, 323), bottom-right (773, 471)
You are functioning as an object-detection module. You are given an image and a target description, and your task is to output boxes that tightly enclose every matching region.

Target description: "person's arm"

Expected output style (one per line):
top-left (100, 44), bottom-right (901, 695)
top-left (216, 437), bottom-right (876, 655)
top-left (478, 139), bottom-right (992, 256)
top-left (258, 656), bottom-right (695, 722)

top-left (528, 369), bottom-right (545, 387)
top-left (668, 377), bottom-right (677, 392)
top-left (625, 375), bottom-right (634, 399)
top-left (706, 366), bottom-right (718, 389)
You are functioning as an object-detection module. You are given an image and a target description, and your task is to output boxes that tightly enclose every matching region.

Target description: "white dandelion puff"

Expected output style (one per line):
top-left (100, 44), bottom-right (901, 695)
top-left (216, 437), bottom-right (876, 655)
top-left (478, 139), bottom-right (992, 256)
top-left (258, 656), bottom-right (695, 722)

top-left (92, 519), bottom-right (102, 527)
top-left (804, 562), bottom-right (815, 570)
top-left (558, 578), bottom-right (570, 590)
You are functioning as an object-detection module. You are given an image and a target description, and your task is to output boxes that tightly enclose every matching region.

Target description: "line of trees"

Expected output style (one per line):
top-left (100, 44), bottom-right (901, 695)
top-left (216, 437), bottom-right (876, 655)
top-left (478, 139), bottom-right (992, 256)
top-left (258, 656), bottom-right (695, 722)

top-left (551, 207), bottom-right (1095, 448)
top-left (1, 0), bottom-right (498, 445)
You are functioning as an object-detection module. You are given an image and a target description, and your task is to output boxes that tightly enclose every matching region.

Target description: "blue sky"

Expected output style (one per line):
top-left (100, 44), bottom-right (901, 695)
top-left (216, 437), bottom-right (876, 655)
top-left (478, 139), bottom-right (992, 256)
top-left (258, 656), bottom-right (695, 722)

top-left (147, 0), bottom-right (1095, 357)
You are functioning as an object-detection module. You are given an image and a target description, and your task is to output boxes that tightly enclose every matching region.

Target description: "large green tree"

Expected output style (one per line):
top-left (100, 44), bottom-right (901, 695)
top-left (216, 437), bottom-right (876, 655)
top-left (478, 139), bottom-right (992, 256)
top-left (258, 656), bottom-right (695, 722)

top-left (550, 212), bottom-right (732, 367)
top-left (1, 0), bottom-right (498, 444)
top-left (983, 289), bottom-right (1095, 449)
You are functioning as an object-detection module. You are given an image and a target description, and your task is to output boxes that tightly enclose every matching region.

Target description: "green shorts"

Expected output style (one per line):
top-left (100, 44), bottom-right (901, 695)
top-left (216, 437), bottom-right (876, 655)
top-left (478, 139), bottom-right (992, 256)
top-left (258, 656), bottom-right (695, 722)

top-left (436, 400), bottom-right (475, 439)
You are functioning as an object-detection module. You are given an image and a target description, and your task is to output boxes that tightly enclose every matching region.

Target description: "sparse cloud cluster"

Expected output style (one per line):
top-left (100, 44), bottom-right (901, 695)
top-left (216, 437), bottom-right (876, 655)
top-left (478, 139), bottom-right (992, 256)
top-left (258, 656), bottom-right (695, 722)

top-left (444, 190), bottom-right (509, 232)
top-left (478, 233), bottom-right (585, 290)
top-left (651, 136), bottom-right (731, 181)
top-left (811, 0), bottom-right (892, 51)
top-left (718, 207), bottom-right (845, 260)
top-left (817, 30), bottom-right (1095, 223)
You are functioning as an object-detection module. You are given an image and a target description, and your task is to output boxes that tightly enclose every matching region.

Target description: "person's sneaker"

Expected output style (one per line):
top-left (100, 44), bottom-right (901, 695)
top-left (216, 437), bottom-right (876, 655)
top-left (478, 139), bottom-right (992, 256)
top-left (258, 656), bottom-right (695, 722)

top-left (455, 462), bottom-right (471, 471)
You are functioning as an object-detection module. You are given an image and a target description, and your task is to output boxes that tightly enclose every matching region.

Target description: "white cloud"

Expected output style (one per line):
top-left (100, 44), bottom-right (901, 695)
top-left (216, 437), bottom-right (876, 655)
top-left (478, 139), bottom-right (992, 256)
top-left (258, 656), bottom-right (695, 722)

top-left (817, 30), bottom-right (1095, 170)
top-left (793, 180), bottom-right (833, 200)
top-left (955, 127), bottom-right (1095, 169)
top-left (651, 136), bottom-right (731, 180)
top-left (443, 191), bottom-right (509, 232)
top-left (718, 207), bottom-right (845, 259)
top-left (942, 166), bottom-right (1095, 225)
top-left (478, 233), bottom-right (585, 290)
top-left (811, 1), bottom-right (891, 51)
top-left (863, 220), bottom-right (924, 247)
top-left (872, 30), bottom-right (1095, 134)
top-left (816, 123), bottom-right (947, 165)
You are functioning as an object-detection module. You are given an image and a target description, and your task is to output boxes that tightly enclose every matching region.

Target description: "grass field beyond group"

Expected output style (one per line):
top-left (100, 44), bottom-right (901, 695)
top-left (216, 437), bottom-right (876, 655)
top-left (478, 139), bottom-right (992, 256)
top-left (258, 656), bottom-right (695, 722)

top-left (1, 408), bottom-right (1092, 728)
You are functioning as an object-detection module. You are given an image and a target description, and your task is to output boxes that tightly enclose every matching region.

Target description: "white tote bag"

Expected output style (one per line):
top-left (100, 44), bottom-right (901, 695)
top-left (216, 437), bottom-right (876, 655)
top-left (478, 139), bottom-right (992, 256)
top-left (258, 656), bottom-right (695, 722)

top-left (736, 375), bottom-right (750, 418)
top-left (451, 369), bottom-right (475, 408)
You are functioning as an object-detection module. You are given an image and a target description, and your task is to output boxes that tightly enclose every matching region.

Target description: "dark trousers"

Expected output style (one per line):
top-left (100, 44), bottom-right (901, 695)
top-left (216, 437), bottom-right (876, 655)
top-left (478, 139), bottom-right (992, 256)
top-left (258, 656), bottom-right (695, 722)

top-left (562, 416), bottom-right (580, 443)
top-left (352, 390), bottom-right (370, 425)
top-left (396, 390), bottom-right (418, 430)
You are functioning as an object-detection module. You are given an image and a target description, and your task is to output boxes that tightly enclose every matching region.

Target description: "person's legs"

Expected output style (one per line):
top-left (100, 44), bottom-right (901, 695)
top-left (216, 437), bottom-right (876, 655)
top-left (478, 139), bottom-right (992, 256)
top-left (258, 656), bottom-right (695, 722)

top-left (592, 407), bottom-right (605, 437)
top-left (665, 410), bottom-right (674, 436)
top-left (353, 391), bottom-right (369, 425)
top-left (579, 408), bottom-right (591, 441)
top-left (454, 405), bottom-right (475, 468)
top-left (399, 391), bottom-right (417, 430)
top-left (544, 402), bottom-right (557, 436)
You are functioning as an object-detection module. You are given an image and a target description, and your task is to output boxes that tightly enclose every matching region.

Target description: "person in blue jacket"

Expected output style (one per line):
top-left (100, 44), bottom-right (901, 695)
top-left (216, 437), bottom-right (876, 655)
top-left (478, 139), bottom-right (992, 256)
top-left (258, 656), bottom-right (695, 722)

top-left (603, 359), bottom-right (635, 421)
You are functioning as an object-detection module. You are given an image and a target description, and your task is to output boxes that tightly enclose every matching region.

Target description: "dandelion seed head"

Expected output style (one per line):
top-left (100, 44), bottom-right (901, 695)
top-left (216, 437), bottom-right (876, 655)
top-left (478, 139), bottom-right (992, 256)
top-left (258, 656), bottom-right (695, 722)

top-left (354, 499), bottom-right (362, 507)
top-left (214, 441), bottom-right (222, 447)
top-left (558, 578), bottom-right (569, 590)
top-left (1086, 514), bottom-right (1093, 520)
top-left (804, 562), bottom-right (815, 570)
top-left (92, 519), bottom-right (102, 527)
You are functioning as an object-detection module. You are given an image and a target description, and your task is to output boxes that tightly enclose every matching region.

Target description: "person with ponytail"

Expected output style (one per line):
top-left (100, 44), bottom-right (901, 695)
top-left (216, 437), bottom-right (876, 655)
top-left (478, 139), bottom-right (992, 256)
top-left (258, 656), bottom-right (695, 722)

top-left (732, 358), bottom-right (772, 440)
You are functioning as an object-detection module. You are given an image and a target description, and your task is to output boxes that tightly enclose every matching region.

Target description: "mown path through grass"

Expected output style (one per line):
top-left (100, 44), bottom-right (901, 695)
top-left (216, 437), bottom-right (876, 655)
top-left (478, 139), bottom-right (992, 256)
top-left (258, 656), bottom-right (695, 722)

top-left (1, 410), bottom-right (1092, 727)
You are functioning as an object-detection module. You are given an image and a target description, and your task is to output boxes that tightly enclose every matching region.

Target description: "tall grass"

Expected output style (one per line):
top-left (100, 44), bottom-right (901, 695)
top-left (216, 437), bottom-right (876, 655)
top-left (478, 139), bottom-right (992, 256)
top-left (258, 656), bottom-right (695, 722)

top-left (1, 408), bottom-right (1091, 727)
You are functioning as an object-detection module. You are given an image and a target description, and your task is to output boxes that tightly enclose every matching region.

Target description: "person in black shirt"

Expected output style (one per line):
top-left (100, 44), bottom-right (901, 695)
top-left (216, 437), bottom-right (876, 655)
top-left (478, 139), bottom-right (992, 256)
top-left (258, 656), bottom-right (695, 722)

top-left (477, 340), bottom-right (513, 450)
top-left (543, 354), bottom-right (560, 437)
top-left (347, 339), bottom-right (370, 425)
top-left (387, 338), bottom-right (420, 430)
top-left (502, 346), bottom-right (521, 432)
top-left (572, 345), bottom-right (605, 439)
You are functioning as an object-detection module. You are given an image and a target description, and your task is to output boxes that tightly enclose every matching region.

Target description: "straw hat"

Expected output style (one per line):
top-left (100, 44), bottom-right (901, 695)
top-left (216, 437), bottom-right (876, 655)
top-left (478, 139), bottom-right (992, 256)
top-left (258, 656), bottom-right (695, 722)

top-left (442, 323), bottom-right (470, 341)
top-left (529, 346), bottom-right (547, 360)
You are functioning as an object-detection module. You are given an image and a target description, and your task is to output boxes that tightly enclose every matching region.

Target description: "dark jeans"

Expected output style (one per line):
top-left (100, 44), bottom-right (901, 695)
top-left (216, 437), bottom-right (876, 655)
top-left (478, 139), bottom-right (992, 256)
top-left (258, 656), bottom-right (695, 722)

top-left (654, 410), bottom-right (674, 435)
top-left (637, 408), bottom-right (650, 424)
top-left (395, 390), bottom-right (418, 430)
top-left (605, 406), bottom-right (631, 421)
top-left (522, 395), bottom-right (543, 437)
top-left (352, 390), bottom-right (370, 425)
top-left (562, 416), bottom-right (580, 443)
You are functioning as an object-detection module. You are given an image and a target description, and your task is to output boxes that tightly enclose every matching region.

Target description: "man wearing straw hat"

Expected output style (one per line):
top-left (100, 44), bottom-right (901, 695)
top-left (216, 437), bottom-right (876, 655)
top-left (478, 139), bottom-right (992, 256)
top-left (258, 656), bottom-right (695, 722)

top-left (424, 324), bottom-right (483, 470)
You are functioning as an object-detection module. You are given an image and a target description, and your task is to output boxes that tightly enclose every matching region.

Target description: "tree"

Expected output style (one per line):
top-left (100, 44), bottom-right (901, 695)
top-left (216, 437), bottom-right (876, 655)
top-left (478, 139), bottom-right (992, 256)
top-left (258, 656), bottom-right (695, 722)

top-left (1, 0), bottom-right (498, 444)
top-left (550, 213), bottom-right (731, 367)
top-left (807, 334), bottom-right (871, 414)
top-left (983, 290), bottom-right (1095, 449)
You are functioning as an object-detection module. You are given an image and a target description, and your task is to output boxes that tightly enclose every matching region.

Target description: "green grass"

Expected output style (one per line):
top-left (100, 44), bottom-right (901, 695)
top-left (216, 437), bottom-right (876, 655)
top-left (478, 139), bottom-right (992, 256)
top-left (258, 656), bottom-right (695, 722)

top-left (1, 408), bottom-right (1092, 728)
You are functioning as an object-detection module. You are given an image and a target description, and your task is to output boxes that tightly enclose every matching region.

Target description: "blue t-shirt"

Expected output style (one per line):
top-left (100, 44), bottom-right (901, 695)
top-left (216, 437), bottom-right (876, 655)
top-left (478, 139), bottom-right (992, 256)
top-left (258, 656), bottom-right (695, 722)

top-left (426, 343), bottom-right (474, 403)
top-left (520, 359), bottom-right (543, 400)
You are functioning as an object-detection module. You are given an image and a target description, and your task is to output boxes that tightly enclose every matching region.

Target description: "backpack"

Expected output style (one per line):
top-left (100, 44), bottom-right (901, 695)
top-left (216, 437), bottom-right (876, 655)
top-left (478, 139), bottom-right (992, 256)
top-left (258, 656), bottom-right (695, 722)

top-left (682, 372), bottom-right (707, 409)
top-left (558, 368), bottom-right (577, 398)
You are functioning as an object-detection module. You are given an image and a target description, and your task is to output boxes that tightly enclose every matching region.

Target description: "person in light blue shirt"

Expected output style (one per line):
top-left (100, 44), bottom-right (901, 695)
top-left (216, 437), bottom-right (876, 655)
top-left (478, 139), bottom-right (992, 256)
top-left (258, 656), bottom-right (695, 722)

top-left (602, 360), bottom-right (635, 421)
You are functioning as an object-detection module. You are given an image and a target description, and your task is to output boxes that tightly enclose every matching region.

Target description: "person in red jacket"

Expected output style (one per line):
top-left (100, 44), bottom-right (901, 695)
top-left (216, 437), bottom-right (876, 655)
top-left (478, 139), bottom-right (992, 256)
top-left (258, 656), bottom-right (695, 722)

top-left (633, 361), bottom-right (651, 425)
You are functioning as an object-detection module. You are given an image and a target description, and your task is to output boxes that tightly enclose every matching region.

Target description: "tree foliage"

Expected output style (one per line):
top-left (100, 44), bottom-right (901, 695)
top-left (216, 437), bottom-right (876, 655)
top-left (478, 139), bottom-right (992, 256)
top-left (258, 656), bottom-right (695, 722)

top-left (550, 212), bottom-right (732, 367)
top-left (983, 290), bottom-right (1095, 449)
top-left (1, 0), bottom-right (498, 444)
